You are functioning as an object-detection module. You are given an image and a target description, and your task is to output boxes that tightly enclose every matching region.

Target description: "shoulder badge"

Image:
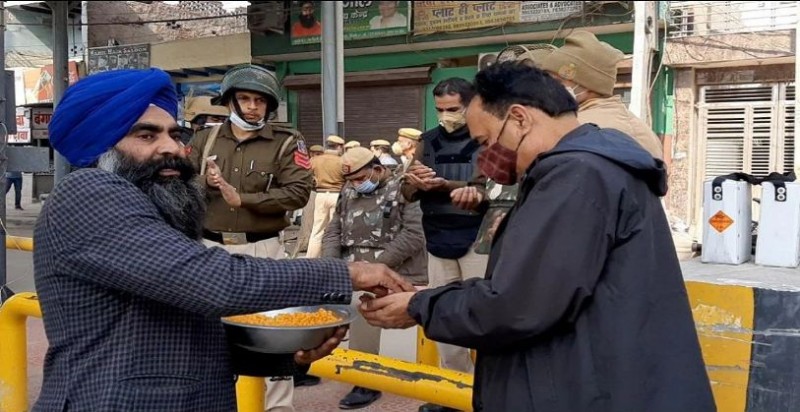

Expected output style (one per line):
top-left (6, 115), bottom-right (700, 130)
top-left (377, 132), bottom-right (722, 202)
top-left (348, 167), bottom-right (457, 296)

top-left (294, 140), bottom-right (311, 169)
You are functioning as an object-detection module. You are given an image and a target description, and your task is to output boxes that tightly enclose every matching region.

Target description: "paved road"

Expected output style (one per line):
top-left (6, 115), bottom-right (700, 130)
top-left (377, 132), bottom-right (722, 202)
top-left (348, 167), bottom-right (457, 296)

top-left (6, 176), bottom-right (431, 410)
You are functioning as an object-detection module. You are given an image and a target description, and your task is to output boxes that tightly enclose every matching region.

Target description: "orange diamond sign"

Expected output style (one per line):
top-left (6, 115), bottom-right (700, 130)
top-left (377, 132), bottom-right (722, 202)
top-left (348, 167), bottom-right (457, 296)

top-left (709, 210), bottom-right (734, 233)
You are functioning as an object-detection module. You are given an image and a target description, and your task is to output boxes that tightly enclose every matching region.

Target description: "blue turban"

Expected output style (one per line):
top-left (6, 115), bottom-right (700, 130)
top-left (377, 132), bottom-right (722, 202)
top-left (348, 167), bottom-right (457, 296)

top-left (49, 68), bottom-right (178, 167)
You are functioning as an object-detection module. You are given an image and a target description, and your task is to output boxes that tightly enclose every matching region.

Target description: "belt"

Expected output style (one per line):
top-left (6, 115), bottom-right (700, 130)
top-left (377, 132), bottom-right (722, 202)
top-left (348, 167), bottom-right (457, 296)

top-left (203, 230), bottom-right (279, 245)
top-left (315, 189), bottom-right (341, 193)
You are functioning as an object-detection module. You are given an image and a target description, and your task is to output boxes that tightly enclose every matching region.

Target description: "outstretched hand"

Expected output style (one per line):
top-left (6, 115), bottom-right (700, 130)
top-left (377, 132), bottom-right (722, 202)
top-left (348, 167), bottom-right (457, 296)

top-left (348, 262), bottom-right (416, 297)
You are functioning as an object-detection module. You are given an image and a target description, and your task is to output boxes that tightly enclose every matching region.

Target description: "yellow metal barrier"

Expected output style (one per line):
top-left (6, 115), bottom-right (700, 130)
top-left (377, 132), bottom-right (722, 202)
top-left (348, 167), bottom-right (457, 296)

top-left (416, 326), bottom-right (439, 367)
top-left (0, 293), bottom-right (474, 412)
top-left (310, 349), bottom-right (472, 411)
top-left (6, 236), bottom-right (34, 252)
top-left (0, 293), bottom-right (42, 412)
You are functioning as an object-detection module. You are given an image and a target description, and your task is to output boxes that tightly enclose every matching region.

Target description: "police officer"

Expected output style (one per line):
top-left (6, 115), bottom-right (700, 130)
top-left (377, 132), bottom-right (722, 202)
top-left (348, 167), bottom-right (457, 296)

top-left (187, 64), bottom-right (313, 412)
top-left (306, 139), bottom-right (346, 258)
top-left (321, 147), bottom-right (427, 410)
top-left (309, 144), bottom-right (324, 157)
top-left (184, 95), bottom-right (230, 132)
top-left (370, 139), bottom-right (398, 167)
top-left (327, 134), bottom-right (345, 155)
top-left (393, 128), bottom-right (422, 173)
top-left (344, 140), bottom-right (361, 152)
top-left (402, 78), bottom-right (487, 412)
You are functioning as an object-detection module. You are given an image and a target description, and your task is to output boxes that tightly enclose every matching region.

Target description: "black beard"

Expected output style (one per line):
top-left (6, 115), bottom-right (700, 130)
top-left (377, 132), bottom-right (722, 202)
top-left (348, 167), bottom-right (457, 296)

top-left (100, 150), bottom-right (207, 240)
top-left (299, 14), bottom-right (317, 28)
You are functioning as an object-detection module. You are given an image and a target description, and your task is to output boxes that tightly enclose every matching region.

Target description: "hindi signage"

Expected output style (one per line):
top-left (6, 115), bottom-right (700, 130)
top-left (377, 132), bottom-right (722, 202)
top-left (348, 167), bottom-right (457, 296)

top-left (88, 44), bottom-right (151, 74)
top-left (290, 1), bottom-right (410, 45)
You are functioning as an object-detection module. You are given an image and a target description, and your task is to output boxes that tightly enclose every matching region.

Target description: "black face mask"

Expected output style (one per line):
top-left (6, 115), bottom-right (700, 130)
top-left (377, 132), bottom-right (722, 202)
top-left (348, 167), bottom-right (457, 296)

top-left (103, 150), bottom-right (207, 240)
top-left (299, 13), bottom-right (317, 28)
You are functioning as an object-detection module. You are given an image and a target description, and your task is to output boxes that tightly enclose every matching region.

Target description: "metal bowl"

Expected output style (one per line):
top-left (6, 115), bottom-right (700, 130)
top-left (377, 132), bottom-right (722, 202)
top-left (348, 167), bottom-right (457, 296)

top-left (222, 305), bottom-right (356, 354)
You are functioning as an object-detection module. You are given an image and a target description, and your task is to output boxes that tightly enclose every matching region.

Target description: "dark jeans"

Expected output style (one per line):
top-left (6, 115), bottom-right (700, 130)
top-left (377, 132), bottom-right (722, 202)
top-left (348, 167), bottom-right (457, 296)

top-left (5, 177), bottom-right (21, 208)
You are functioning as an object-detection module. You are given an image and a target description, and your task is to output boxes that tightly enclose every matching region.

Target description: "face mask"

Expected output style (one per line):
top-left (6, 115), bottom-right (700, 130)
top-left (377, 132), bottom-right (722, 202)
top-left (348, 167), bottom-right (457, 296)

top-left (477, 117), bottom-right (527, 186)
top-left (438, 110), bottom-right (467, 134)
top-left (565, 84), bottom-right (586, 102)
top-left (354, 170), bottom-right (379, 194)
top-left (229, 104), bottom-right (265, 131)
top-left (392, 141), bottom-right (404, 156)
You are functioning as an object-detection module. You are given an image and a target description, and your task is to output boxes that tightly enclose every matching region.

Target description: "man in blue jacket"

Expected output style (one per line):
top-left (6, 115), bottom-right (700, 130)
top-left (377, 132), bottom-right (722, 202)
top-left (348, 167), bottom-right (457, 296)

top-left (361, 62), bottom-right (715, 412)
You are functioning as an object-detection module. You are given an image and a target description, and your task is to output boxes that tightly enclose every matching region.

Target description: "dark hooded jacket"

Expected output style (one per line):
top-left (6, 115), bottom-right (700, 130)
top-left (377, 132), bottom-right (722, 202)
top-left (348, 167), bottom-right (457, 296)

top-left (408, 124), bottom-right (715, 412)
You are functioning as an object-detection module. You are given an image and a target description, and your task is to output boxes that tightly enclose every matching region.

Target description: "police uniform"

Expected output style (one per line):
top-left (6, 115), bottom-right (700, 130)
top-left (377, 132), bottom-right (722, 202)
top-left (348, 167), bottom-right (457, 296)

top-left (189, 122), bottom-right (313, 252)
top-left (306, 148), bottom-right (345, 258)
top-left (370, 139), bottom-right (398, 167)
top-left (321, 147), bottom-right (426, 408)
top-left (187, 64), bottom-right (313, 412)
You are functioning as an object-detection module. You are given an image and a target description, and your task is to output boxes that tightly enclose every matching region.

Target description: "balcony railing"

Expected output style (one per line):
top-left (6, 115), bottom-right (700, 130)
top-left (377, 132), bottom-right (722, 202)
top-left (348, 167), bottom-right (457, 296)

top-left (668, 1), bottom-right (797, 38)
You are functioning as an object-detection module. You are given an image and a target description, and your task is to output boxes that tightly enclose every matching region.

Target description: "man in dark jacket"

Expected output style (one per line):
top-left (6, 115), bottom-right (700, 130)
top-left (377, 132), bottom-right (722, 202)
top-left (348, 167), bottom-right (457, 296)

top-left (360, 62), bottom-right (715, 412)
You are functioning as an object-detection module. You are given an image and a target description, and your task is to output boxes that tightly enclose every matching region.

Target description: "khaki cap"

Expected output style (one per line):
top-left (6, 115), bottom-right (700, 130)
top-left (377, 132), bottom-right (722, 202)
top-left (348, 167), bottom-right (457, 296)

top-left (370, 139), bottom-right (391, 147)
top-left (184, 96), bottom-right (230, 122)
top-left (309, 144), bottom-right (324, 153)
top-left (327, 135), bottom-right (345, 145)
top-left (539, 31), bottom-right (624, 97)
top-left (344, 141), bottom-right (361, 149)
top-left (398, 128), bottom-right (422, 141)
top-left (341, 147), bottom-right (377, 176)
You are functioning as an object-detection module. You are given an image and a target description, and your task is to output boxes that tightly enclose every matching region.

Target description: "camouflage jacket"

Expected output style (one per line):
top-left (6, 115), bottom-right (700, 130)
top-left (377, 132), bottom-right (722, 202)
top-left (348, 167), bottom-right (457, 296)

top-left (474, 180), bottom-right (519, 255)
top-left (321, 175), bottom-right (428, 285)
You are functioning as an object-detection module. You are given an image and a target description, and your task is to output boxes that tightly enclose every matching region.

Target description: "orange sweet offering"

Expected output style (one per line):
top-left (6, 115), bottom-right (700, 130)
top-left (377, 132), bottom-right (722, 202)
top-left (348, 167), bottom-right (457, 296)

top-left (226, 308), bottom-right (341, 327)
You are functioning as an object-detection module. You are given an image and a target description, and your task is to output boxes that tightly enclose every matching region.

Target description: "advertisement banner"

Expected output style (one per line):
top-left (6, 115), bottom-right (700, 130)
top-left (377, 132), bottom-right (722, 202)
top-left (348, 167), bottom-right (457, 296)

top-left (519, 1), bottom-right (583, 23)
top-left (8, 107), bottom-right (30, 144)
top-left (290, 1), bottom-right (410, 45)
top-left (21, 62), bottom-right (80, 105)
top-left (88, 44), bottom-right (151, 74)
top-left (413, 1), bottom-right (521, 35)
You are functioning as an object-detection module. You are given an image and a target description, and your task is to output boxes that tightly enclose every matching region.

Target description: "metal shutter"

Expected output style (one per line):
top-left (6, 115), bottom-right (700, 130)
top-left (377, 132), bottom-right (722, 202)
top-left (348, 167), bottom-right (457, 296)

top-left (296, 85), bottom-right (424, 147)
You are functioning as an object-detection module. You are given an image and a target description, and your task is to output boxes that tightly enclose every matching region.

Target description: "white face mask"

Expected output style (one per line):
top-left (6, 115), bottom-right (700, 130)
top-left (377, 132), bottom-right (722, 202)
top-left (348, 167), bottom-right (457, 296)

top-left (392, 141), bottom-right (405, 156)
top-left (228, 104), bottom-right (265, 131)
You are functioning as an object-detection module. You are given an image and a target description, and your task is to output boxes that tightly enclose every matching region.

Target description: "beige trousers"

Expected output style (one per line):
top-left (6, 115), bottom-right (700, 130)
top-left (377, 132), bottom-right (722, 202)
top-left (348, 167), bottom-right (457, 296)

top-left (348, 291), bottom-right (382, 355)
top-left (305, 191), bottom-right (340, 258)
top-left (202, 237), bottom-right (294, 412)
top-left (427, 249), bottom-right (488, 374)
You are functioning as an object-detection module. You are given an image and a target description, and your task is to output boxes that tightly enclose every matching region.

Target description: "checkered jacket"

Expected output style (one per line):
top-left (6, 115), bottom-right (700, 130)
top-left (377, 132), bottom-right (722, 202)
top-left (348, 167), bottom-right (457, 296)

top-left (32, 169), bottom-right (352, 411)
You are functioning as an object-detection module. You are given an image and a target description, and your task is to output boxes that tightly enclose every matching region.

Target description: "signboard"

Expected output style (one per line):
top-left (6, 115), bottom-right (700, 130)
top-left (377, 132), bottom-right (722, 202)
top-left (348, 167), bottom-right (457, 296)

top-left (21, 62), bottom-right (80, 105)
top-left (413, 1), bottom-right (583, 35)
top-left (88, 44), bottom-right (151, 74)
top-left (290, 1), bottom-right (410, 45)
top-left (413, 1), bottom-right (521, 34)
top-left (31, 107), bottom-right (53, 140)
top-left (520, 1), bottom-right (583, 23)
top-left (8, 107), bottom-right (30, 144)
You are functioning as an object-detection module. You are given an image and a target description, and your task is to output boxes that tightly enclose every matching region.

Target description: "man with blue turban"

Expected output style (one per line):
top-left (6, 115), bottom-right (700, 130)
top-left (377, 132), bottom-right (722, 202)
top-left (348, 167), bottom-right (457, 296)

top-left (34, 68), bottom-right (414, 411)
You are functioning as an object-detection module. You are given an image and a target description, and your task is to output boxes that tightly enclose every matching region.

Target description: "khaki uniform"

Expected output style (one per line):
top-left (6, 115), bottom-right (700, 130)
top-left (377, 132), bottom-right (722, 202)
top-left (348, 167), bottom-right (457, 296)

top-left (188, 121), bottom-right (313, 412)
top-left (578, 96), bottom-right (664, 160)
top-left (321, 175), bottom-right (427, 355)
top-left (306, 152), bottom-right (345, 258)
top-left (189, 122), bottom-right (314, 237)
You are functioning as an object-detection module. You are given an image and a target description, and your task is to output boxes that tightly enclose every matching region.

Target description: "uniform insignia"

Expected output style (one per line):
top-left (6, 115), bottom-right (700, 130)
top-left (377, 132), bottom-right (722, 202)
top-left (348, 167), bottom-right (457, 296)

top-left (342, 164), bottom-right (351, 174)
top-left (294, 148), bottom-right (311, 169)
top-left (558, 63), bottom-right (577, 80)
top-left (296, 140), bottom-right (308, 155)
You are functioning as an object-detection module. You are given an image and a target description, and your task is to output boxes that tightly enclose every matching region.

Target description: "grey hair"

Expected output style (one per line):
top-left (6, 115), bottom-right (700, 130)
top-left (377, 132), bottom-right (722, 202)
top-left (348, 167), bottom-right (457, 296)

top-left (96, 149), bottom-right (122, 173)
